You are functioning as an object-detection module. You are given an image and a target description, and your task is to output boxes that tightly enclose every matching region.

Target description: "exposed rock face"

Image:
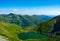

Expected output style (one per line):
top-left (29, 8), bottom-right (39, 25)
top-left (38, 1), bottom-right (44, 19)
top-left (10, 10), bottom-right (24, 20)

top-left (49, 16), bottom-right (60, 37)
top-left (52, 17), bottom-right (60, 33)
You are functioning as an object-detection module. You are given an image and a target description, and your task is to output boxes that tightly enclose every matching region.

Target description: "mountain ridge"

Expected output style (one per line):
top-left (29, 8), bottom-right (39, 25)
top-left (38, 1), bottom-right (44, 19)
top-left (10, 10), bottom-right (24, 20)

top-left (0, 13), bottom-right (53, 27)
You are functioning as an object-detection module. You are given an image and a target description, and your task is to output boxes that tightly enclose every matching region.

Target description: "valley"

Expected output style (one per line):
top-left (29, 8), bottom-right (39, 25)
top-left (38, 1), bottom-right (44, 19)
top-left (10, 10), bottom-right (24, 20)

top-left (0, 13), bottom-right (60, 41)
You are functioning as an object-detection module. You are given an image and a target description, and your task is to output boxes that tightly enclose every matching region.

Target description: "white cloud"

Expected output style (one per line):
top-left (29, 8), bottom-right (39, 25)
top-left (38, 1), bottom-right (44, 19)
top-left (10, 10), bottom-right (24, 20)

top-left (0, 7), bottom-right (60, 15)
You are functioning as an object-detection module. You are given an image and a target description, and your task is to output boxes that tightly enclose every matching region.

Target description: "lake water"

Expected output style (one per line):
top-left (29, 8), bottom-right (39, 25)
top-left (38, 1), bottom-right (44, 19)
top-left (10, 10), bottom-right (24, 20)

top-left (18, 32), bottom-right (49, 40)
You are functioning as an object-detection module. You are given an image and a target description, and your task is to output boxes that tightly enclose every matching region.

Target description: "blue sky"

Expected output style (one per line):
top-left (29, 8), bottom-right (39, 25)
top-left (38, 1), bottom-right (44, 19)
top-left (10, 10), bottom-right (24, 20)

top-left (0, 0), bottom-right (60, 15)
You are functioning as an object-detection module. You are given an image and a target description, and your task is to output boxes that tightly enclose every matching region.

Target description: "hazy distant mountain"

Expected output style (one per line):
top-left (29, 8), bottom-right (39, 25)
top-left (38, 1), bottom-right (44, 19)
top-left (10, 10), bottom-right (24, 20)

top-left (0, 13), bottom-right (53, 27)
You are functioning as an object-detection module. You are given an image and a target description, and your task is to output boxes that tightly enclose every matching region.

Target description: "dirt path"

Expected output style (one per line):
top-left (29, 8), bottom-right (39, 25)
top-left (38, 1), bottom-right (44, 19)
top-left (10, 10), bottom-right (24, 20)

top-left (0, 35), bottom-right (8, 41)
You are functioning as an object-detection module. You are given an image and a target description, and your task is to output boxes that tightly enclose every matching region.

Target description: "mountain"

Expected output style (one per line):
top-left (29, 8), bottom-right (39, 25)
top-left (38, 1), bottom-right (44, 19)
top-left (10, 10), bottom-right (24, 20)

top-left (34, 15), bottom-right (60, 36)
top-left (0, 21), bottom-right (55, 41)
top-left (0, 13), bottom-right (53, 27)
top-left (0, 21), bottom-right (24, 41)
top-left (0, 21), bottom-right (26, 40)
top-left (0, 14), bottom-right (59, 41)
top-left (23, 15), bottom-right (60, 41)
top-left (33, 15), bottom-right (55, 33)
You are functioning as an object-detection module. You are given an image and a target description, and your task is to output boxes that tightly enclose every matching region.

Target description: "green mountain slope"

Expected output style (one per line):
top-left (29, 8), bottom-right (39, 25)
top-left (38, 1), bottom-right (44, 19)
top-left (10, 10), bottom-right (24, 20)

top-left (0, 21), bottom-right (24, 41)
top-left (35, 15), bottom-right (60, 34)
top-left (34, 16), bottom-right (56, 34)
top-left (0, 13), bottom-right (53, 27)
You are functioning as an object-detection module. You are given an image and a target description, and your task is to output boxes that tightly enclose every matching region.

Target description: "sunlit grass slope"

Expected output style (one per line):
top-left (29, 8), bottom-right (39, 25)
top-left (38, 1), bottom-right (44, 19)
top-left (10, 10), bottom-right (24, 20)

top-left (0, 21), bottom-right (24, 41)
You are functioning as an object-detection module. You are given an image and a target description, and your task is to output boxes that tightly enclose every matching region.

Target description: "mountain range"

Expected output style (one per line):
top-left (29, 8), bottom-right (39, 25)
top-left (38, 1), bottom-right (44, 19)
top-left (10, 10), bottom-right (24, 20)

top-left (0, 13), bottom-right (53, 27)
top-left (1, 13), bottom-right (60, 41)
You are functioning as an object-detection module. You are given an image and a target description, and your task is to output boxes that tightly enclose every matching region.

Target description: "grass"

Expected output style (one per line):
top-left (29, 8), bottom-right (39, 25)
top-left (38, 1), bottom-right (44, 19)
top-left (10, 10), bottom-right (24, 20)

top-left (0, 21), bottom-right (23, 41)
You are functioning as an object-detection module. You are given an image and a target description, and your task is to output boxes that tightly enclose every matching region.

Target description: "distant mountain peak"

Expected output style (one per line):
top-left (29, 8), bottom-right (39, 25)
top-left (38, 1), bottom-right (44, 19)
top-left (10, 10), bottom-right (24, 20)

top-left (7, 13), bottom-right (16, 18)
top-left (8, 13), bottom-right (15, 16)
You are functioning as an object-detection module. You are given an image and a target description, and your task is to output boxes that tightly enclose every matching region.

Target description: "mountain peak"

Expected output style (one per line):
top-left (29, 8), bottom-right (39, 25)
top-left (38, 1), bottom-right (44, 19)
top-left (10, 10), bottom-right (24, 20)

top-left (8, 13), bottom-right (15, 16)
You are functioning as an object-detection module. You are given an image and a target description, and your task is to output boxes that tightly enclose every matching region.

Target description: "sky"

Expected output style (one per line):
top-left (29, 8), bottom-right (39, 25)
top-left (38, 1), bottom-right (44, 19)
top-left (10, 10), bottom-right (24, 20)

top-left (0, 0), bottom-right (60, 15)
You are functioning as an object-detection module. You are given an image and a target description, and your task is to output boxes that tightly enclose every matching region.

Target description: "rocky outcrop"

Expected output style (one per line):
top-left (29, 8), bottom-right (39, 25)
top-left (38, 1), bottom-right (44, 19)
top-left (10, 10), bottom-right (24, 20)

top-left (49, 16), bottom-right (60, 37)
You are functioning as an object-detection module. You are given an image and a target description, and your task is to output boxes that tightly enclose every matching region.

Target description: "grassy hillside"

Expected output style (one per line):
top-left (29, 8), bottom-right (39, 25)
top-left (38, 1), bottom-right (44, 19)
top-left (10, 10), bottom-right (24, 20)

top-left (0, 21), bottom-right (24, 41)
top-left (35, 15), bottom-right (60, 34)
top-left (33, 17), bottom-right (56, 34)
